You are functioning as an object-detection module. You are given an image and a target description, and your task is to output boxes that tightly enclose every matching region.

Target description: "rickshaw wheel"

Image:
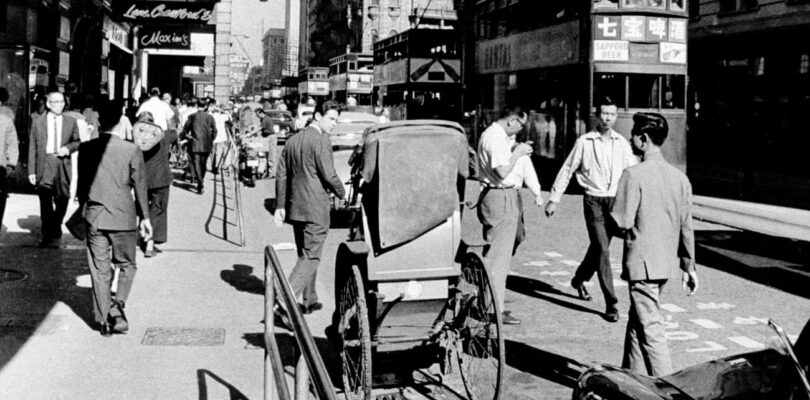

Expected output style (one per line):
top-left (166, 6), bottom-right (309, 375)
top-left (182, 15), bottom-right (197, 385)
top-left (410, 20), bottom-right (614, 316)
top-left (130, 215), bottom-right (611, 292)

top-left (338, 264), bottom-right (372, 400)
top-left (455, 253), bottom-right (505, 400)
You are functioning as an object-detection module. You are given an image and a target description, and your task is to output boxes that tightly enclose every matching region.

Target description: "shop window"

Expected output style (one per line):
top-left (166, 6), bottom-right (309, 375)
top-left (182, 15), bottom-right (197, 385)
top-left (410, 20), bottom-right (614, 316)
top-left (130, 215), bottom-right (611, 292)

top-left (661, 75), bottom-right (685, 108)
top-left (348, 61), bottom-right (356, 71)
top-left (594, 74), bottom-right (627, 109)
top-left (629, 74), bottom-right (660, 109)
top-left (622, 0), bottom-right (644, 8)
top-left (648, 0), bottom-right (666, 8)
top-left (753, 57), bottom-right (765, 76)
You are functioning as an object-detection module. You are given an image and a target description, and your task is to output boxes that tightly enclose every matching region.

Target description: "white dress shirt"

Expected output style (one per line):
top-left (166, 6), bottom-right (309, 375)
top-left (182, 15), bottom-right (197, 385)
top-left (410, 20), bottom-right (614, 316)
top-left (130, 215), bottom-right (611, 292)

top-left (46, 112), bottom-right (63, 154)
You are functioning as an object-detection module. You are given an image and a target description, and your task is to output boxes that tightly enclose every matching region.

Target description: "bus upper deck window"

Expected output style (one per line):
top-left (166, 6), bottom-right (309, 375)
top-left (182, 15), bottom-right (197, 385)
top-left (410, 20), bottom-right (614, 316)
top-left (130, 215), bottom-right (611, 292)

top-left (594, 73), bottom-right (627, 109)
top-left (629, 74), bottom-right (660, 109)
top-left (594, 0), bottom-right (619, 9)
top-left (670, 0), bottom-right (685, 11)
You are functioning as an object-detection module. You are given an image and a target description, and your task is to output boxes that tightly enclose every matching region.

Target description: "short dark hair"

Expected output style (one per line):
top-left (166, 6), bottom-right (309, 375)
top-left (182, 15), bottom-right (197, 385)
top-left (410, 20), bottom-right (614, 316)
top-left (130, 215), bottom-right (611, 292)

top-left (632, 112), bottom-right (668, 146)
top-left (197, 98), bottom-right (208, 108)
top-left (99, 100), bottom-right (124, 132)
top-left (499, 104), bottom-right (526, 120)
top-left (315, 99), bottom-right (341, 116)
top-left (149, 87), bottom-right (161, 97)
top-left (0, 88), bottom-right (8, 103)
top-left (186, 97), bottom-right (197, 107)
top-left (595, 96), bottom-right (617, 114)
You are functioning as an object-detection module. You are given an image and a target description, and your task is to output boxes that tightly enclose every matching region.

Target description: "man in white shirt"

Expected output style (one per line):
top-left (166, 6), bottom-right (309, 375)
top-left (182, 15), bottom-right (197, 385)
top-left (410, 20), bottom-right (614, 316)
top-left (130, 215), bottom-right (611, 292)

top-left (545, 96), bottom-right (638, 322)
top-left (210, 104), bottom-right (232, 174)
top-left (476, 106), bottom-right (534, 325)
top-left (136, 87), bottom-right (174, 132)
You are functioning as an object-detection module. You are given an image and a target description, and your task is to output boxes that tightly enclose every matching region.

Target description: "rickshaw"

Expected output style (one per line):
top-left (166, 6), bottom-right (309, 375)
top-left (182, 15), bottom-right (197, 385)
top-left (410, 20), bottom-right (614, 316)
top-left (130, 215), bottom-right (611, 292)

top-left (330, 120), bottom-right (505, 400)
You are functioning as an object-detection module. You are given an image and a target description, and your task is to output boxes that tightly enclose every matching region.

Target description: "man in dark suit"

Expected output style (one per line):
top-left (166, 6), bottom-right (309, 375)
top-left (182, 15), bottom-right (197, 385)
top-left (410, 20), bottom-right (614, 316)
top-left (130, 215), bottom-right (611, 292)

top-left (181, 98), bottom-right (216, 194)
top-left (78, 101), bottom-right (152, 337)
top-left (275, 100), bottom-right (345, 315)
top-left (28, 91), bottom-right (81, 246)
top-left (142, 114), bottom-right (178, 257)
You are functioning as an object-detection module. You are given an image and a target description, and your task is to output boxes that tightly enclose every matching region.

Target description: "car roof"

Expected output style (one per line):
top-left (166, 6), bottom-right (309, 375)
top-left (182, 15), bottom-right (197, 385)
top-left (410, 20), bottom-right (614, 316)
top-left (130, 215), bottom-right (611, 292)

top-left (338, 111), bottom-right (379, 123)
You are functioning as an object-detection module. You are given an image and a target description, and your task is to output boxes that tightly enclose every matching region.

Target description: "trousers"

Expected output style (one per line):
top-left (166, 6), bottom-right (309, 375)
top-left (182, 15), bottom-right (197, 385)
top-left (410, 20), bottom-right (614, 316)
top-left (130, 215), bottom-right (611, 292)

top-left (477, 187), bottom-right (519, 313)
top-left (0, 166), bottom-right (8, 231)
top-left (622, 279), bottom-right (672, 376)
top-left (86, 226), bottom-right (137, 324)
top-left (147, 186), bottom-right (170, 243)
top-left (573, 194), bottom-right (618, 308)
top-left (38, 187), bottom-right (69, 241)
top-left (288, 220), bottom-right (329, 307)
top-left (189, 152), bottom-right (209, 187)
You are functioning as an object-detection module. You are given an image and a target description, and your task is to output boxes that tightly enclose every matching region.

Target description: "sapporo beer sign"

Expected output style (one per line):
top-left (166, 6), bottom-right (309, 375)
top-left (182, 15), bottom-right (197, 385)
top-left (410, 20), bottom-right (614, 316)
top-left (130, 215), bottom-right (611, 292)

top-left (139, 27), bottom-right (191, 49)
top-left (115, 1), bottom-right (215, 24)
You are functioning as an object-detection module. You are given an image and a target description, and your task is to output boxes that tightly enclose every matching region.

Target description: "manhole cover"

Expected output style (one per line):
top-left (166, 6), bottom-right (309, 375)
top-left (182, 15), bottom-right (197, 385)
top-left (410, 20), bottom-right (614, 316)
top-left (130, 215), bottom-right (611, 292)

top-left (142, 327), bottom-right (226, 346)
top-left (0, 269), bottom-right (27, 284)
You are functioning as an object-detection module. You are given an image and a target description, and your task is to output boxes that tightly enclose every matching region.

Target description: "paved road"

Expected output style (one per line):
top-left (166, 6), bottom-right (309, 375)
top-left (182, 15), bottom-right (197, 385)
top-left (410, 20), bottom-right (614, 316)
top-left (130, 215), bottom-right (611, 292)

top-left (1, 162), bottom-right (808, 399)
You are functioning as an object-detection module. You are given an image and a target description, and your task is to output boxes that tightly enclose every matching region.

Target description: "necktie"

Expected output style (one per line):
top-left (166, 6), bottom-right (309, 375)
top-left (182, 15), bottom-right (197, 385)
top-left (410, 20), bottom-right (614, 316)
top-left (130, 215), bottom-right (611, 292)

top-left (52, 116), bottom-right (59, 154)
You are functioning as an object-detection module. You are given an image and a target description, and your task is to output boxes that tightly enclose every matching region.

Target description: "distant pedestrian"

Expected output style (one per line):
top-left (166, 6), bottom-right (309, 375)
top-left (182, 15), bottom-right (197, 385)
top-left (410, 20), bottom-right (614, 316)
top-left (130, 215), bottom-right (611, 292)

top-left (65, 93), bottom-right (93, 201)
top-left (161, 92), bottom-right (180, 134)
top-left (210, 103), bottom-right (233, 175)
top-left (181, 97), bottom-right (217, 194)
top-left (141, 100), bottom-right (178, 258)
top-left (0, 111), bottom-right (18, 233)
top-left (257, 108), bottom-right (278, 177)
top-left (78, 100), bottom-right (152, 337)
top-left (476, 105), bottom-right (533, 325)
top-left (274, 100), bottom-right (345, 316)
top-left (545, 96), bottom-right (637, 322)
top-left (27, 91), bottom-right (81, 246)
top-left (137, 87), bottom-right (174, 133)
top-left (610, 112), bottom-right (698, 376)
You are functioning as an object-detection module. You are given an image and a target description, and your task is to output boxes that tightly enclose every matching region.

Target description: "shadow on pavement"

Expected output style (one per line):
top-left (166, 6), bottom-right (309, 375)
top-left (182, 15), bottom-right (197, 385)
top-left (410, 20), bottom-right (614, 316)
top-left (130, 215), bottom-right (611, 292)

top-left (220, 264), bottom-right (264, 295)
top-left (505, 340), bottom-right (585, 389)
top-left (695, 230), bottom-right (810, 299)
top-left (242, 332), bottom-right (343, 390)
top-left (506, 275), bottom-right (602, 316)
top-left (263, 198), bottom-right (276, 214)
top-left (0, 228), bottom-right (94, 370)
top-left (196, 369), bottom-right (249, 400)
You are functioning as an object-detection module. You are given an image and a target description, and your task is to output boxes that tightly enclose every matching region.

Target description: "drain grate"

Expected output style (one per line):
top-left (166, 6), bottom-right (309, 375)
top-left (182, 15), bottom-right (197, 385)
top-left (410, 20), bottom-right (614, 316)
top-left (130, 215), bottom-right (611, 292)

top-left (141, 327), bottom-right (226, 346)
top-left (0, 269), bottom-right (27, 284)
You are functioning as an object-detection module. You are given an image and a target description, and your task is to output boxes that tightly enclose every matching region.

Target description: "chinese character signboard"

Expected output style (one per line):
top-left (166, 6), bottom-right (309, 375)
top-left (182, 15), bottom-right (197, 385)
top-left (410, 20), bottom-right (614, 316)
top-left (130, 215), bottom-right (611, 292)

top-left (593, 16), bottom-right (686, 65)
top-left (139, 26), bottom-right (191, 49)
top-left (621, 16), bottom-right (645, 41)
top-left (668, 19), bottom-right (687, 43)
top-left (594, 16), bottom-right (620, 40)
top-left (114, 1), bottom-right (215, 24)
top-left (646, 17), bottom-right (668, 42)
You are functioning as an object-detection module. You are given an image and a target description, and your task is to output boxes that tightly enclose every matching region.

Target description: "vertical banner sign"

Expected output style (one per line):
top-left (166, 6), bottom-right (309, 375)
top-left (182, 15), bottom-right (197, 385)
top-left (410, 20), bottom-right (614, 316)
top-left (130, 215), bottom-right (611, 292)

top-left (139, 27), bottom-right (191, 49)
top-left (114, 1), bottom-right (215, 24)
top-left (668, 19), bottom-right (687, 43)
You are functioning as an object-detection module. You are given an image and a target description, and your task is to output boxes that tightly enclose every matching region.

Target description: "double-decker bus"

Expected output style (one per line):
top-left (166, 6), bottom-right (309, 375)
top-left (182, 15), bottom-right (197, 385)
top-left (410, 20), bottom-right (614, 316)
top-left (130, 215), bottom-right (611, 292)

top-left (297, 67), bottom-right (330, 106)
top-left (474, 0), bottom-right (688, 177)
top-left (329, 53), bottom-right (373, 106)
top-left (373, 28), bottom-right (462, 121)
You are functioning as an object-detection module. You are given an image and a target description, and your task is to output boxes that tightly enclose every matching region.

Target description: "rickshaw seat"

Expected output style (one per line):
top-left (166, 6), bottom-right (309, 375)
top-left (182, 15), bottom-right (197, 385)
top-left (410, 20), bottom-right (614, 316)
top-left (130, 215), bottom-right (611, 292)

top-left (359, 120), bottom-right (468, 252)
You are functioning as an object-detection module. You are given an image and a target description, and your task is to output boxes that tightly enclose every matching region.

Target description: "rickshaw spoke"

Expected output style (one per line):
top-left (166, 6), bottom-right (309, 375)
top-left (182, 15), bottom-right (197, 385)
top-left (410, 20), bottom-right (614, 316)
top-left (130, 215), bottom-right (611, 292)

top-left (338, 264), bottom-right (372, 400)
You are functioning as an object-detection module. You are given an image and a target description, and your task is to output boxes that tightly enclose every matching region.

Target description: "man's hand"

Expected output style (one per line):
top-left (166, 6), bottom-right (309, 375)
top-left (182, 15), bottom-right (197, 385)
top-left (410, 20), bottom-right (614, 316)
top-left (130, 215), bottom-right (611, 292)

top-left (140, 219), bottom-right (153, 242)
top-left (682, 270), bottom-right (698, 296)
top-left (544, 201), bottom-right (557, 217)
top-left (28, 174), bottom-right (37, 186)
top-left (274, 209), bottom-right (286, 228)
top-left (534, 195), bottom-right (544, 207)
top-left (57, 146), bottom-right (70, 157)
top-left (513, 143), bottom-right (532, 158)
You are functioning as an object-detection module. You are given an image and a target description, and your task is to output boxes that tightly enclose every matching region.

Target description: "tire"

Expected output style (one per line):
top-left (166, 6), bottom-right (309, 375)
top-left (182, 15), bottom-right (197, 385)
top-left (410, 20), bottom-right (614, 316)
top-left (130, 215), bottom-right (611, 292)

top-left (455, 252), bottom-right (505, 400)
top-left (338, 263), bottom-right (372, 400)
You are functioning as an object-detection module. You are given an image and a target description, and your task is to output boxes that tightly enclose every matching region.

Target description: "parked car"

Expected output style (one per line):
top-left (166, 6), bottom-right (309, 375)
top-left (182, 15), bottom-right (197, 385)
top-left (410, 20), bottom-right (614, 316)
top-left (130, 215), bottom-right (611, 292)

top-left (328, 111), bottom-right (381, 150)
top-left (572, 318), bottom-right (810, 400)
top-left (263, 110), bottom-right (296, 144)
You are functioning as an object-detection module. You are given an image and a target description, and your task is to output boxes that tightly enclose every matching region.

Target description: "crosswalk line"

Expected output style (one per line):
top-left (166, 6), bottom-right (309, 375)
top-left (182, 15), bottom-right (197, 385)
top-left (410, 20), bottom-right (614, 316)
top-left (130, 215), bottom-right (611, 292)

top-left (523, 260), bottom-right (550, 267)
top-left (544, 252), bottom-right (563, 258)
top-left (560, 260), bottom-right (579, 267)
top-left (690, 319), bottom-right (723, 329)
top-left (661, 304), bottom-right (686, 313)
top-left (727, 336), bottom-right (765, 349)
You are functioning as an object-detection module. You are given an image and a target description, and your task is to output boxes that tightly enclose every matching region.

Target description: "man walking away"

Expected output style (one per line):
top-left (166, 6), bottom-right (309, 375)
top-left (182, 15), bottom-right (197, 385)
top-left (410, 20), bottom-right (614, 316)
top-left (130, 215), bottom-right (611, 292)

top-left (78, 100), bottom-right (152, 336)
top-left (142, 99), bottom-right (178, 258)
top-left (137, 87), bottom-right (174, 134)
top-left (182, 98), bottom-right (217, 194)
top-left (610, 112), bottom-right (698, 376)
top-left (28, 91), bottom-right (81, 246)
top-left (275, 100), bottom-right (345, 316)
top-left (544, 96), bottom-right (637, 322)
top-left (476, 105), bottom-right (533, 325)
top-left (0, 111), bottom-right (18, 233)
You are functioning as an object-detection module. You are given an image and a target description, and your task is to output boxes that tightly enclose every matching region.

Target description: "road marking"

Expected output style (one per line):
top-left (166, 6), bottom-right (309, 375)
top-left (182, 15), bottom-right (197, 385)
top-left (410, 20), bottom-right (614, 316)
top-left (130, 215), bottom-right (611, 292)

top-left (687, 341), bottom-right (727, 353)
top-left (733, 316), bottom-right (768, 325)
top-left (545, 252), bottom-right (563, 258)
top-left (523, 261), bottom-right (550, 267)
top-left (560, 260), bottom-right (579, 267)
top-left (661, 304), bottom-right (686, 313)
top-left (697, 302), bottom-right (736, 310)
top-left (728, 336), bottom-right (765, 349)
top-left (690, 319), bottom-right (723, 329)
top-left (666, 331), bottom-right (699, 341)
top-left (540, 271), bottom-right (571, 276)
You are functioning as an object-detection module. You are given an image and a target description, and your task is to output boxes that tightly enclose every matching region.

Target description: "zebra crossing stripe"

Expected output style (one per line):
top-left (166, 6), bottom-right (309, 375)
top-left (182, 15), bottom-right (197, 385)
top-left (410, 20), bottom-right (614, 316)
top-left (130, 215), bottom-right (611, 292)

top-left (545, 252), bottom-right (563, 258)
top-left (661, 304), bottom-right (686, 313)
top-left (690, 319), bottom-right (723, 329)
top-left (560, 260), bottom-right (579, 267)
top-left (727, 336), bottom-right (765, 349)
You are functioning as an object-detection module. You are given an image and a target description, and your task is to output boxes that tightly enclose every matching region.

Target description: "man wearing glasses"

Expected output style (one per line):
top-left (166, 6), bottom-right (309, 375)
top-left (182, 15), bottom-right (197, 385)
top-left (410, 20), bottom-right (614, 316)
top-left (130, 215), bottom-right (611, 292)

top-left (28, 90), bottom-right (81, 246)
top-left (476, 105), bottom-right (533, 325)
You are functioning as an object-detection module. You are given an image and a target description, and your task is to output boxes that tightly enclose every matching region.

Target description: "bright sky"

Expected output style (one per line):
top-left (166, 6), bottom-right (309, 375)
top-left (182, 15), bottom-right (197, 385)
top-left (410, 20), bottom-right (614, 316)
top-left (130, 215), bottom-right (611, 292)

top-left (231, 0), bottom-right (286, 66)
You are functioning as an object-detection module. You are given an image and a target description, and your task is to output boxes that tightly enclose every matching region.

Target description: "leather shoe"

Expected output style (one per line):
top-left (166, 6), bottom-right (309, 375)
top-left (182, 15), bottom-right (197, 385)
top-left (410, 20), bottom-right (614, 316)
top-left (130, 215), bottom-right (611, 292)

top-left (300, 302), bottom-right (323, 315)
top-left (604, 307), bottom-right (620, 323)
top-left (501, 311), bottom-right (521, 325)
top-left (112, 315), bottom-right (129, 333)
top-left (144, 249), bottom-right (157, 258)
top-left (154, 247), bottom-right (163, 253)
top-left (571, 279), bottom-right (592, 301)
top-left (99, 322), bottom-right (113, 337)
top-left (273, 304), bottom-right (292, 329)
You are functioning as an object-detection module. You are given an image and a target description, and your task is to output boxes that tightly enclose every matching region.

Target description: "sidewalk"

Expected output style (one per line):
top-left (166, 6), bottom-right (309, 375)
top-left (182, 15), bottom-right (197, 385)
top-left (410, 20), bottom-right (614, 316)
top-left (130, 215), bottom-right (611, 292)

top-left (0, 176), bottom-right (309, 400)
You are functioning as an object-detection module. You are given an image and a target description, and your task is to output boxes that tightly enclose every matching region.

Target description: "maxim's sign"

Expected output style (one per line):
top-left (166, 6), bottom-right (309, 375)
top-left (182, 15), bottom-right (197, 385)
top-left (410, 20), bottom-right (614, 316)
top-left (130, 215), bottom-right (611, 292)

top-left (115, 2), bottom-right (215, 23)
top-left (139, 26), bottom-right (191, 49)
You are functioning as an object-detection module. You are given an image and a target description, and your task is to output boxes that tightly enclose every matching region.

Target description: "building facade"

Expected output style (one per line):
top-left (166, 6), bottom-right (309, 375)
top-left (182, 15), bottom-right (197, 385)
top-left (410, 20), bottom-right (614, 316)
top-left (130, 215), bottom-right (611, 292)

top-left (263, 28), bottom-right (287, 83)
top-left (688, 0), bottom-right (810, 209)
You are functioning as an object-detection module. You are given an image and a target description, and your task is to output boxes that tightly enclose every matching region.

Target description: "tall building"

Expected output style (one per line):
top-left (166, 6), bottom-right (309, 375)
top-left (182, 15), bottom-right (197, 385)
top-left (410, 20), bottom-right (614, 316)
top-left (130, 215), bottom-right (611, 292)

top-left (299, 0), bottom-right (458, 68)
top-left (263, 28), bottom-right (287, 83)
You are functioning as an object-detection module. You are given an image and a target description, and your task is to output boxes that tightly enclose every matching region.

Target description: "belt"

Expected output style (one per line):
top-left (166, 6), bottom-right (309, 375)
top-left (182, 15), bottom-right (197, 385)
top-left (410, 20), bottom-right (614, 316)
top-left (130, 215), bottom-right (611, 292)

top-left (483, 185), bottom-right (515, 190)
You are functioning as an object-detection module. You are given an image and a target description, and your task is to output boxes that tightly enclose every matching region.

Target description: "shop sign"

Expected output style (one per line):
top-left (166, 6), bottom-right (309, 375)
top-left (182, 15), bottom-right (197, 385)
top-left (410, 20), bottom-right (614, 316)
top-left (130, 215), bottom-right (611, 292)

top-left (410, 58), bottom-right (461, 83)
top-left (646, 17), bottom-right (668, 42)
top-left (139, 27), bottom-right (191, 49)
top-left (668, 19), bottom-right (687, 43)
top-left (629, 43), bottom-right (659, 63)
top-left (621, 16), bottom-right (646, 41)
top-left (594, 40), bottom-right (629, 61)
top-left (105, 17), bottom-right (131, 52)
top-left (660, 42), bottom-right (686, 64)
top-left (146, 32), bottom-right (213, 56)
top-left (115, 1), bottom-right (215, 24)
top-left (477, 21), bottom-right (580, 74)
top-left (594, 16), bottom-right (620, 40)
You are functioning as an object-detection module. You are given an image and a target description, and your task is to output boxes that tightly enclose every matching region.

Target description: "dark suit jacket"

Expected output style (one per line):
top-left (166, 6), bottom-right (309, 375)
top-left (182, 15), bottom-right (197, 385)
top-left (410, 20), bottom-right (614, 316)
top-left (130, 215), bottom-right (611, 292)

top-left (144, 129), bottom-right (178, 189)
top-left (27, 112), bottom-right (81, 180)
top-left (276, 125), bottom-right (345, 225)
top-left (182, 110), bottom-right (216, 153)
top-left (77, 134), bottom-right (149, 231)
